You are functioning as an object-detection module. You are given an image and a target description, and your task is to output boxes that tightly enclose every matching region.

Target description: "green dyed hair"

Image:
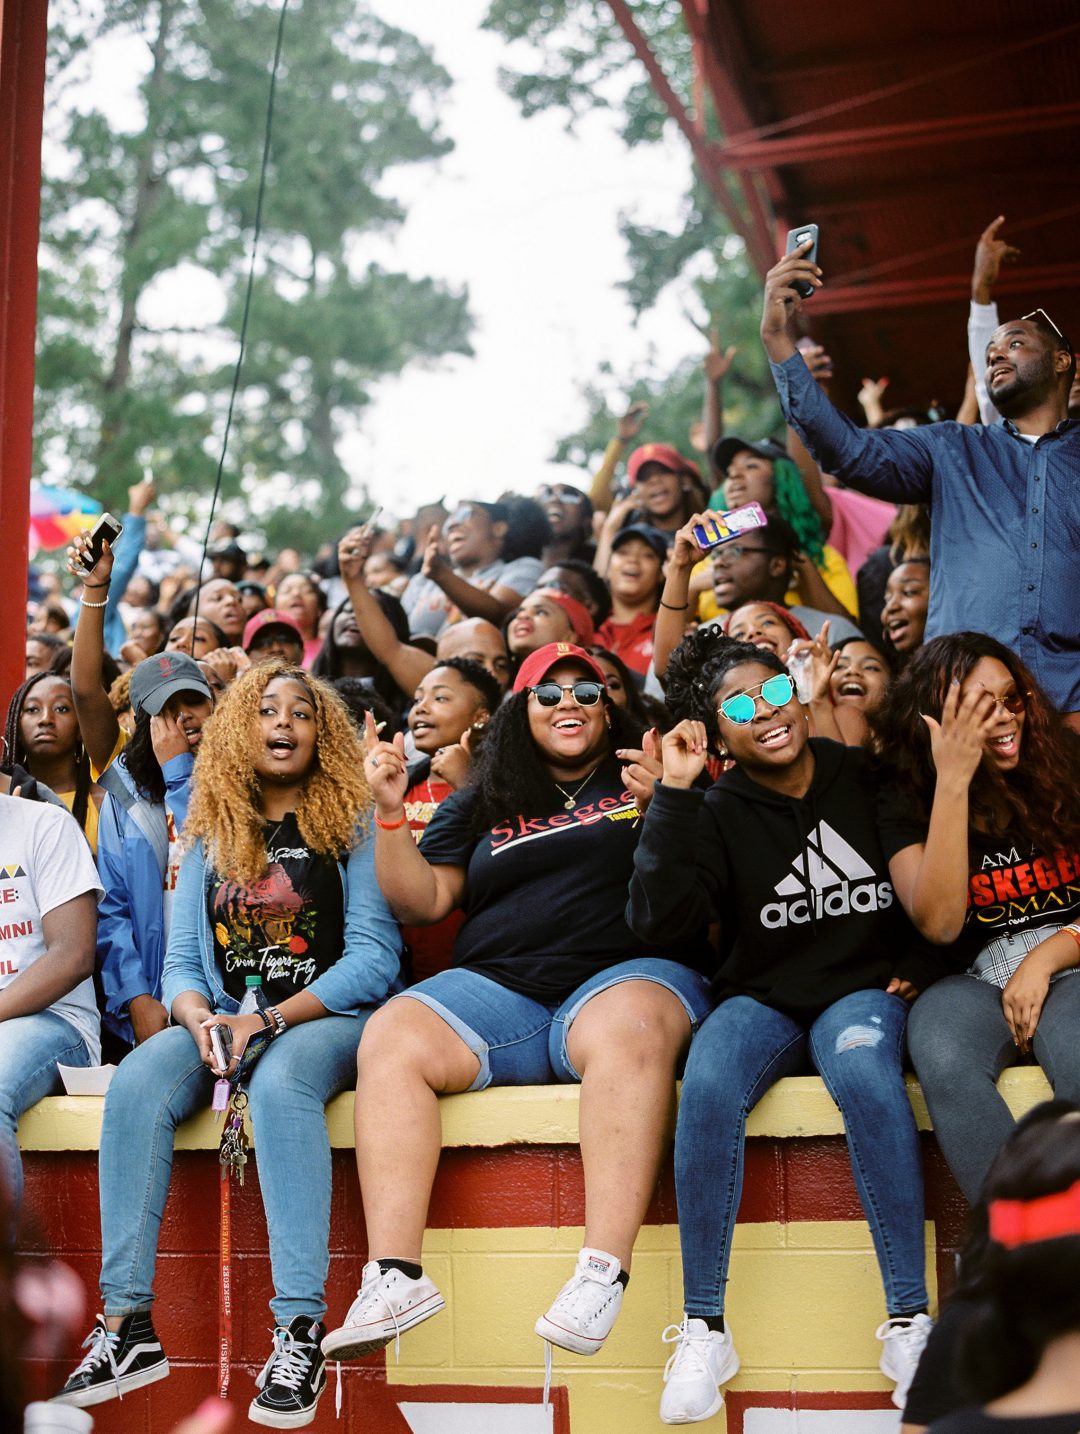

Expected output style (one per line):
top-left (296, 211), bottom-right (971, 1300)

top-left (718, 455), bottom-right (826, 565)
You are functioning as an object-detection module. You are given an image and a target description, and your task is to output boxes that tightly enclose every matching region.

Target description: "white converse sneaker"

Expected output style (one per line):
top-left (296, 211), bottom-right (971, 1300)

top-left (659, 1317), bottom-right (740, 1425)
top-left (321, 1261), bottom-right (445, 1362)
top-left (876, 1313), bottom-right (933, 1409)
top-left (534, 1248), bottom-right (624, 1355)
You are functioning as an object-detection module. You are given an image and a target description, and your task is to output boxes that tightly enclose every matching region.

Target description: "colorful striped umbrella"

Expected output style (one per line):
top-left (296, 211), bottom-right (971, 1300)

top-left (29, 484), bottom-right (102, 557)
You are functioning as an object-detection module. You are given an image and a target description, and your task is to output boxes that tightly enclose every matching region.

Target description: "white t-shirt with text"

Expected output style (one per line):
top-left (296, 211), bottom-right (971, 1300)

top-left (0, 794), bottom-right (103, 1062)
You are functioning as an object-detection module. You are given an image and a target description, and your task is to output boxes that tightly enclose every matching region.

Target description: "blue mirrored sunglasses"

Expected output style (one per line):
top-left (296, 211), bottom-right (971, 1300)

top-left (718, 673), bottom-right (795, 725)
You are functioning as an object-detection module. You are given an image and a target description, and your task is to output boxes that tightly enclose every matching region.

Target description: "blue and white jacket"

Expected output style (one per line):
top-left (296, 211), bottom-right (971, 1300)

top-left (95, 751), bottom-right (192, 1045)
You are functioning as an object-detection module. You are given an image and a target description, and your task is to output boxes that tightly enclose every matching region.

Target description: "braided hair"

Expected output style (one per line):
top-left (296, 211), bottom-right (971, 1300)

top-left (2, 672), bottom-right (92, 828)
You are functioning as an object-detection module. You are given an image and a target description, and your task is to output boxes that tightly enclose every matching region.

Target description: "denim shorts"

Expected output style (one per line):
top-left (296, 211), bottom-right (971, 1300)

top-left (396, 958), bottom-right (714, 1091)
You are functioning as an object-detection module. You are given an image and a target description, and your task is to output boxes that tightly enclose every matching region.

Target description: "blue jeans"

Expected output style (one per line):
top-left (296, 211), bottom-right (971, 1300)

top-left (907, 972), bottom-right (1080, 1203)
top-left (99, 1015), bottom-right (369, 1326)
top-left (0, 1011), bottom-right (92, 1211)
top-left (400, 958), bottom-right (714, 1089)
top-left (676, 989), bottom-right (927, 1318)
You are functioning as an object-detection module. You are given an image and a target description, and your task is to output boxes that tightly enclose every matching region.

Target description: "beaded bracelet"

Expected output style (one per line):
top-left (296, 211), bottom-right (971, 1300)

top-left (79, 596), bottom-right (109, 609)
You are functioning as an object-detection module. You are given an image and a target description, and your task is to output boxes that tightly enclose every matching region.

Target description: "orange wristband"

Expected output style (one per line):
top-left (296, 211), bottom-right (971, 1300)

top-left (1062, 923), bottom-right (1080, 949)
top-left (375, 811), bottom-right (408, 831)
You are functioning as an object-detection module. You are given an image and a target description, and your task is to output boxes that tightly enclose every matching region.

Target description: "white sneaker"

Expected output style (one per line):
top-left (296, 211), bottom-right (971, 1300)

top-left (534, 1248), bottom-right (624, 1355)
top-left (321, 1261), bottom-right (445, 1362)
top-left (659, 1317), bottom-right (740, 1425)
top-left (876, 1313), bottom-right (933, 1409)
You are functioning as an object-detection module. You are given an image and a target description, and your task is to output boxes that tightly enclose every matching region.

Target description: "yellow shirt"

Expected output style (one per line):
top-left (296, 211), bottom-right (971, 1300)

top-left (695, 543), bottom-right (858, 623)
top-left (90, 728), bottom-right (128, 784)
top-left (59, 788), bottom-right (101, 857)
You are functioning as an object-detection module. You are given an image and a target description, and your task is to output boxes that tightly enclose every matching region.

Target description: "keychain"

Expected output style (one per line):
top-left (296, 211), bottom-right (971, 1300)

top-left (218, 1089), bottom-right (250, 1187)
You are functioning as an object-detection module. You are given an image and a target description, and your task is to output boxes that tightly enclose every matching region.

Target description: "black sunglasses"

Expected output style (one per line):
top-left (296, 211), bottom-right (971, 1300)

top-left (529, 680), bottom-right (604, 707)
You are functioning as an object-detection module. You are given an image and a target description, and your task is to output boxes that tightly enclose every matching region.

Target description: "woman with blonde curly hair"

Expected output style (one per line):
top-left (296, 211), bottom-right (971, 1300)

top-left (54, 662), bottom-right (401, 1429)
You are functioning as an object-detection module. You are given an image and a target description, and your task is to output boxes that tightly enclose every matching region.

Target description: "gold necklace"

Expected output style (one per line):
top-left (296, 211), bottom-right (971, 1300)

top-left (552, 763), bottom-right (601, 811)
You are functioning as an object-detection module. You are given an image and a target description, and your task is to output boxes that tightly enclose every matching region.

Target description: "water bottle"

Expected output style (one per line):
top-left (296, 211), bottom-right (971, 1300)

top-left (238, 974), bottom-right (268, 1016)
top-left (787, 647), bottom-right (815, 705)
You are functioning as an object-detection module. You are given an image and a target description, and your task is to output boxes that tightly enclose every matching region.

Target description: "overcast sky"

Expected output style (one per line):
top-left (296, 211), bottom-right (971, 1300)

top-left (346, 0), bottom-right (697, 513)
top-left (45, 1), bottom-right (701, 521)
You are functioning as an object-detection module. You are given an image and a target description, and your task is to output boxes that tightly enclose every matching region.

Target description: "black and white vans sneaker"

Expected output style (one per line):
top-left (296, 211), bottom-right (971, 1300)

top-left (249, 1316), bottom-right (327, 1429)
top-left (51, 1311), bottom-right (169, 1408)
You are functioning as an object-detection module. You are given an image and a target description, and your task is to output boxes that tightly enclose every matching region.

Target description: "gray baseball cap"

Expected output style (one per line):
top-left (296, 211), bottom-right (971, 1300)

top-left (129, 651), bottom-right (213, 716)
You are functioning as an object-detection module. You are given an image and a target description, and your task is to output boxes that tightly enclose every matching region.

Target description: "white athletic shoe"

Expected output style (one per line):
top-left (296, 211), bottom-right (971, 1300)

top-left (321, 1261), bottom-right (445, 1362)
top-left (534, 1248), bottom-right (624, 1355)
top-left (659, 1317), bottom-right (740, 1425)
top-left (876, 1312), bottom-right (933, 1409)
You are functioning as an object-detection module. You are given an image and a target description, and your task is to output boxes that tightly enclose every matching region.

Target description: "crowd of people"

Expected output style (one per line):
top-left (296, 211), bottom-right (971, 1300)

top-left (4, 217), bottom-right (1080, 1431)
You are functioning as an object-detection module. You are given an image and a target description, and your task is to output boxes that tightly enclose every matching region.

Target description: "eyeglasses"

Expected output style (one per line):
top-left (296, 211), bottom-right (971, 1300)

top-left (711, 544), bottom-right (771, 565)
top-left (718, 673), bottom-right (795, 725)
top-left (529, 680), bottom-right (604, 707)
top-left (1022, 308), bottom-right (1063, 339)
top-left (443, 505), bottom-right (474, 532)
top-left (538, 486), bottom-right (585, 505)
top-left (977, 683), bottom-right (1030, 715)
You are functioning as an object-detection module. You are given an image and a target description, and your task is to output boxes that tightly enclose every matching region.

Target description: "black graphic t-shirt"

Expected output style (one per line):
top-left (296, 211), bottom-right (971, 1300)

top-left (877, 783), bottom-right (1080, 972)
top-left (418, 756), bottom-right (709, 1002)
top-left (208, 811), bottom-right (345, 1006)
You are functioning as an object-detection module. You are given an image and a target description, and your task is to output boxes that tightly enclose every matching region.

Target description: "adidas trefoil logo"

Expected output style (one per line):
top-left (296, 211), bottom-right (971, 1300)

top-left (760, 821), bottom-right (893, 929)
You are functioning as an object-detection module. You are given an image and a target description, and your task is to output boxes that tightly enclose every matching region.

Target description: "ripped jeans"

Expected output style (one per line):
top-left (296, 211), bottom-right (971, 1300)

top-left (676, 988), bottom-right (927, 1319)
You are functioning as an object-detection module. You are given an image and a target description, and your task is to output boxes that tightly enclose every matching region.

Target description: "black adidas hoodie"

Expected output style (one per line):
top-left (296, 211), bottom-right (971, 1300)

top-left (627, 739), bottom-right (944, 1021)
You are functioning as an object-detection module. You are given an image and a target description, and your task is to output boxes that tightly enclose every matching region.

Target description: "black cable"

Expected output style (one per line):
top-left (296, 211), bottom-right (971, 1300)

top-left (193, 0), bottom-right (290, 632)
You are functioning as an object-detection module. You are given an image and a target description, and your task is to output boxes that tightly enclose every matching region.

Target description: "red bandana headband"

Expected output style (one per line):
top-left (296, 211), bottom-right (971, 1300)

top-left (989, 1175), bottom-right (1080, 1249)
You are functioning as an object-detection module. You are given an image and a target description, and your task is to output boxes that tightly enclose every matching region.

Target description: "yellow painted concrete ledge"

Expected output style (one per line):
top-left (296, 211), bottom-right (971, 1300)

top-left (18, 1068), bottom-right (1053, 1152)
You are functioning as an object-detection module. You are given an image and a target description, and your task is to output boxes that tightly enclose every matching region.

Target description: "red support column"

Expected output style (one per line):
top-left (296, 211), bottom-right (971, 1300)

top-left (0, 0), bottom-right (49, 710)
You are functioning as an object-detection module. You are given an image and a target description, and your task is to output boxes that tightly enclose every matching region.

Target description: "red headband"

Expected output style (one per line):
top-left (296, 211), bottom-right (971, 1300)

top-left (989, 1175), bottom-right (1080, 1249)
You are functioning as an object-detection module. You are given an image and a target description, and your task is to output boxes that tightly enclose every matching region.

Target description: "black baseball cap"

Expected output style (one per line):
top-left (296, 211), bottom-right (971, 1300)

top-left (129, 652), bottom-right (213, 717)
top-left (712, 435), bottom-right (788, 474)
top-left (611, 524), bottom-right (669, 562)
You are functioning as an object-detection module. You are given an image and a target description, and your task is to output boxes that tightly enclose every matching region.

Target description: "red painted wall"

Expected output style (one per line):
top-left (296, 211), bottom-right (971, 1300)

top-left (18, 1135), bottom-right (967, 1431)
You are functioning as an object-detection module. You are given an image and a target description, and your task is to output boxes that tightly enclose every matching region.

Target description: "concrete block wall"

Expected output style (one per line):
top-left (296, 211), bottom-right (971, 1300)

top-left (15, 1070), bottom-right (1050, 1432)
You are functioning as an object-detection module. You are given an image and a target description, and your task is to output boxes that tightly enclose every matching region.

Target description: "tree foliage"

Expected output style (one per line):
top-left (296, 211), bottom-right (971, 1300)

top-left (483, 0), bottom-right (781, 469)
top-left (37, 0), bottom-right (473, 547)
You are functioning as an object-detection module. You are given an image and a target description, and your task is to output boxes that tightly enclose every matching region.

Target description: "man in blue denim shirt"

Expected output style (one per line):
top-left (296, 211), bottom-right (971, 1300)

top-left (760, 241), bottom-right (1080, 725)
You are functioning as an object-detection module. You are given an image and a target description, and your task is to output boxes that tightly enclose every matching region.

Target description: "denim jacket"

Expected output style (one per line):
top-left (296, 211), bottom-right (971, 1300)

top-left (96, 751), bottom-right (193, 1044)
top-left (161, 820), bottom-right (402, 1016)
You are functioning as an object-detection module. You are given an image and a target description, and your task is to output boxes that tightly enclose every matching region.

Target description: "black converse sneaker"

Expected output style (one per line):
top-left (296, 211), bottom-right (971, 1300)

top-left (52, 1311), bottom-right (169, 1407)
top-left (249, 1316), bottom-right (327, 1429)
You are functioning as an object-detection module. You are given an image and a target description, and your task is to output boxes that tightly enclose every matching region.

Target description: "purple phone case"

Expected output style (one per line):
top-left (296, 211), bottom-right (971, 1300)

top-left (692, 502), bottom-right (769, 553)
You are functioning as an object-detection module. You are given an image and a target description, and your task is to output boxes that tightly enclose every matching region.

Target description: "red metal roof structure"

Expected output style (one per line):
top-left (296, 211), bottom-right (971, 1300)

top-left (607, 0), bottom-right (1080, 415)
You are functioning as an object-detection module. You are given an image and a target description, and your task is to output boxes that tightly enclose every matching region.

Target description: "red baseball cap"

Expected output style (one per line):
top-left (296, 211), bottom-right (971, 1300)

top-left (627, 442), bottom-right (702, 487)
top-left (242, 608), bottom-right (305, 652)
top-left (513, 642), bottom-right (608, 695)
top-left (533, 588), bottom-right (595, 646)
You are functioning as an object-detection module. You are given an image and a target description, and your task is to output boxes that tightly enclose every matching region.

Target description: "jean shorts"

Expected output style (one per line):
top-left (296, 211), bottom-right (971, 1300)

top-left (396, 958), bottom-right (714, 1091)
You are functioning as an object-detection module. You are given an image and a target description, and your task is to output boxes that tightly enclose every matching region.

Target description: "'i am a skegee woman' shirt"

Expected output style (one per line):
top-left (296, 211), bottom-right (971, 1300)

top-left (417, 755), bottom-right (712, 1002)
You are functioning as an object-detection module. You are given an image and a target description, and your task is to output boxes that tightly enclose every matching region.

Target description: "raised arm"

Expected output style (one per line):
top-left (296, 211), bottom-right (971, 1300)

top-left (626, 720), bottom-right (726, 943)
top-left (338, 530), bottom-right (433, 697)
top-left (651, 514), bottom-right (714, 679)
top-left (100, 477), bottom-right (154, 656)
top-left (362, 714), bottom-right (466, 924)
top-left (702, 330), bottom-right (736, 481)
top-left (761, 246), bottom-right (934, 504)
top-left (886, 684), bottom-right (999, 944)
top-left (588, 401), bottom-right (648, 513)
top-left (969, 216), bottom-right (1017, 426)
top-left (66, 533), bottom-right (122, 774)
top-left (419, 527), bottom-right (532, 627)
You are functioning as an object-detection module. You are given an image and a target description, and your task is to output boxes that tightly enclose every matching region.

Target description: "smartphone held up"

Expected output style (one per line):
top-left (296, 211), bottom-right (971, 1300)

top-left (78, 512), bottom-right (124, 572)
top-left (785, 224), bottom-right (820, 299)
